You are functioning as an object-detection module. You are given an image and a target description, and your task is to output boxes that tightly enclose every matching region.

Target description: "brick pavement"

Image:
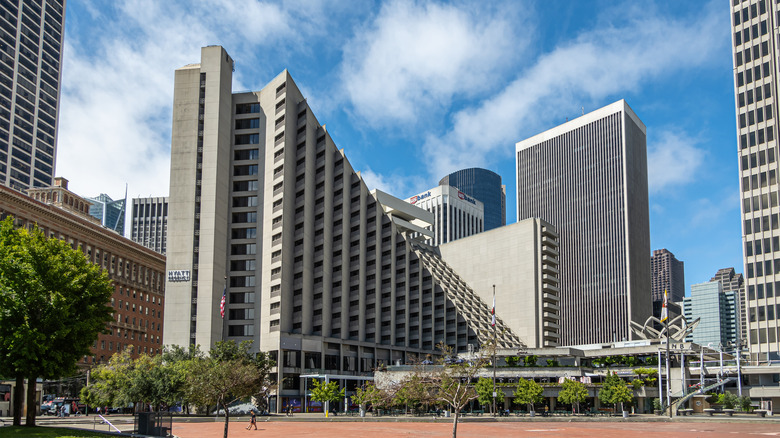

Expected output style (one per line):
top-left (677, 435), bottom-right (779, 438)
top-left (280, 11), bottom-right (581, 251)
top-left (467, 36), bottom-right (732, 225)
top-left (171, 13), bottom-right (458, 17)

top-left (172, 418), bottom-right (780, 438)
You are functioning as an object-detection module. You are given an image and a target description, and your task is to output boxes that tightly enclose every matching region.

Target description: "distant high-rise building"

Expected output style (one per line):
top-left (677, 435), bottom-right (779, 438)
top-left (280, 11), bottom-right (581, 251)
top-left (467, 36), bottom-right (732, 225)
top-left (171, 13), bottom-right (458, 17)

top-left (131, 197), bottom-right (168, 255)
top-left (403, 184), bottom-right (484, 245)
top-left (439, 168), bottom-right (505, 231)
top-left (710, 267), bottom-right (746, 341)
top-left (0, 0), bottom-right (65, 191)
top-left (515, 100), bottom-right (651, 346)
top-left (730, 0), bottom-right (780, 363)
top-left (651, 249), bottom-right (685, 322)
top-left (86, 193), bottom-right (126, 235)
top-left (684, 280), bottom-right (740, 347)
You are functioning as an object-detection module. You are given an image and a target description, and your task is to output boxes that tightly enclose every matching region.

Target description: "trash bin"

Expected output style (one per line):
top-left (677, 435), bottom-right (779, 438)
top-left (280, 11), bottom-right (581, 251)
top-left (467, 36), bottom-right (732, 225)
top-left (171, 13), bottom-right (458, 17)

top-left (136, 412), bottom-right (154, 435)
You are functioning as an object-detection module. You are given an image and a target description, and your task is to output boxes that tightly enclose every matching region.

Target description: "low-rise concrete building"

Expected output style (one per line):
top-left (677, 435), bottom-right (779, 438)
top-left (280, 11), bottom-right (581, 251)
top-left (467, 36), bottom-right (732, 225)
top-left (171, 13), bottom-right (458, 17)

top-left (438, 219), bottom-right (561, 348)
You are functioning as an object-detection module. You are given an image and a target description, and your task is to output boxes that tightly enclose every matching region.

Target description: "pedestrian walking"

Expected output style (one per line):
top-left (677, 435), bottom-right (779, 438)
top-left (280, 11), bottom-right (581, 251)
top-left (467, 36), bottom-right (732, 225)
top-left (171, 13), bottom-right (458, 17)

top-left (246, 410), bottom-right (257, 430)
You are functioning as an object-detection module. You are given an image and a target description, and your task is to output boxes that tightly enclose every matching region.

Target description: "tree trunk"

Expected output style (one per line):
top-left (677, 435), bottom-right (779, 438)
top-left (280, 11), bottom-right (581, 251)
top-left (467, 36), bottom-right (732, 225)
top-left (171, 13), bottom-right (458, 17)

top-left (222, 402), bottom-right (230, 438)
top-left (25, 376), bottom-right (36, 426)
top-left (12, 375), bottom-right (23, 426)
top-left (451, 408), bottom-right (460, 438)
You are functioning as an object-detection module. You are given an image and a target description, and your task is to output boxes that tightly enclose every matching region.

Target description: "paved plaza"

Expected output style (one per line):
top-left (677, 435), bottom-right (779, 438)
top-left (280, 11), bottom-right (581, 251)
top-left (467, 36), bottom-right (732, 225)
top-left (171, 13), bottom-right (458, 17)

top-left (13, 414), bottom-right (780, 438)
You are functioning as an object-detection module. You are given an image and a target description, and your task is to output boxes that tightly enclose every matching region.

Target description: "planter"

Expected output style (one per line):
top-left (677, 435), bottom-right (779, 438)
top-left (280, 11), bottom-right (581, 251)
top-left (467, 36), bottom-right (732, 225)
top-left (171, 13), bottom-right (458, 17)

top-left (653, 410), bottom-right (661, 415)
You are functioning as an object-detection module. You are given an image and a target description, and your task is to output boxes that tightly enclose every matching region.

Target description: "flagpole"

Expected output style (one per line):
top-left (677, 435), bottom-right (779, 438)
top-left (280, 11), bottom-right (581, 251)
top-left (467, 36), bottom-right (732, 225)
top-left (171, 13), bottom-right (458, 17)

top-left (221, 276), bottom-right (227, 342)
top-left (492, 284), bottom-right (497, 417)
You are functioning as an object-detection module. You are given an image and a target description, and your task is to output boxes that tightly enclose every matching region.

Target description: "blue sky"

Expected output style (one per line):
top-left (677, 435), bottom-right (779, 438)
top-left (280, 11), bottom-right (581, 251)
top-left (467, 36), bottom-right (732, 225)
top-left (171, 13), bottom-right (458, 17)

top-left (58, 0), bottom-right (739, 294)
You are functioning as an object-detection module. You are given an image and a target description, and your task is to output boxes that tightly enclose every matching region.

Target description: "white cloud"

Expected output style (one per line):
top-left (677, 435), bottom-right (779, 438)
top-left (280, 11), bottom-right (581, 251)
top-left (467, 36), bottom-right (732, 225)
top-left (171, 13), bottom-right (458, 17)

top-left (647, 130), bottom-right (706, 194)
top-left (57, 0), bottom-right (323, 205)
top-left (359, 167), bottom-right (426, 199)
top-left (422, 1), bottom-right (726, 179)
top-left (340, 0), bottom-right (525, 126)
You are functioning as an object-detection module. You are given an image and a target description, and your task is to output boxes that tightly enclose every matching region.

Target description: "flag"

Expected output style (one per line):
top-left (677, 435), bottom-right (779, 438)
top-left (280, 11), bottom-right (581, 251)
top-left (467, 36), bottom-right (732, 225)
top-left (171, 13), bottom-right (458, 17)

top-left (660, 289), bottom-right (668, 322)
top-left (220, 287), bottom-right (226, 319)
top-left (491, 294), bottom-right (496, 327)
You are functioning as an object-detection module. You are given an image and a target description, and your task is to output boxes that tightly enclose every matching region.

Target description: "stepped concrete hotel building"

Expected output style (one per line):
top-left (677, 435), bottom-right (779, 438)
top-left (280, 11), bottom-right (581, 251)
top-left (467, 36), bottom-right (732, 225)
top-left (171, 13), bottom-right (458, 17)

top-left (730, 0), bottom-right (780, 363)
top-left (515, 100), bottom-right (651, 346)
top-left (0, 0), bottom-right (65, 191)
top-left (403, 184), bottom-right (484, 245)
top-left (163, 46), bottom-right (531, 411)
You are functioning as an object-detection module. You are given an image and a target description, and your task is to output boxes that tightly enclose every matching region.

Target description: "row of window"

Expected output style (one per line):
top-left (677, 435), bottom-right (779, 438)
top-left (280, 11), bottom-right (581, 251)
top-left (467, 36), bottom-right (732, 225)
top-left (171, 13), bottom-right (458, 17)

top-left (746, 254), bottom-right (780, 277)
top-left (733, 0), bottom-right (767, 25)
top-left (742, 173), bottom-right (777, 202)
top-left (746, 235), bottom-right (780, 256)
top-left (737, 63), bottom-right (771, 88)
top-left (749, 304), bottom-right (780, 322)
top-left (738, 82), bottom-right (772, 108)
top-left (744, 212), bottom-right (780, 236)
top-left (739, 125), bottom-right (774, 150)
top-left (739, 103), bottom-right (774, 127)
top-left (734, 18), bottom-right (768, 47)
top-left (742, 147), bottom-right (776, 170)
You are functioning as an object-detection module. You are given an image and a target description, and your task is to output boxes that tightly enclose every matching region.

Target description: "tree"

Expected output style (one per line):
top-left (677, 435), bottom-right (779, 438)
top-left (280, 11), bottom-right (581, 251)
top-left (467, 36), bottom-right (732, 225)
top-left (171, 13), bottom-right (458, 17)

top-left (557, 378), bottom-right (588, 413)
top-left (309, 379), bottom-right (345, 416)
top-left (474, 377), bottom-right (495, 411)
top-left (598, 372), bottom-right (633, 413)
top-left (513, 378), bottom-right (544, 414)
top-left (351, 383), bottom-right (381, 415)
top-left (0, 218), bottom-right (114, 426)
top-left (185, 341), bottom-right (275, 438)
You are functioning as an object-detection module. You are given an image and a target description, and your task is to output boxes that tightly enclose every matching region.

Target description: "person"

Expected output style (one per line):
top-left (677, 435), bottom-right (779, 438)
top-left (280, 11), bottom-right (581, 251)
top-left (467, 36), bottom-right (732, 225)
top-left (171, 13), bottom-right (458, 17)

top-left (97, 406), bottom-right (101, 416)
top-left (544, 405), bottom-right (549, 417)
top-left (246, 410), bottom-right (257, 430)
top-left (287, 405), bottom-right (293, 417)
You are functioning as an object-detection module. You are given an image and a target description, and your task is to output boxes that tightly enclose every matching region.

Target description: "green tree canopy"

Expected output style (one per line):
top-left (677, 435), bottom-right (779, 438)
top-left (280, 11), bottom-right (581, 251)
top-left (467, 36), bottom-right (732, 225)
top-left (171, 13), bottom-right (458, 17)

top-left (598, 372), bottom-right (633, 412)
top-left (309, 379), bottom-right (345, 416)
top-left (474, 377), bottom-right (495, 409)
top-left (0, 218), bottom-right (114, 426)
top-left (557, 378), bottom-right (588, 413)
top-left (185, 341), bottom-right (275, 438)
top-left (513, 378), bottom-right (544, 413)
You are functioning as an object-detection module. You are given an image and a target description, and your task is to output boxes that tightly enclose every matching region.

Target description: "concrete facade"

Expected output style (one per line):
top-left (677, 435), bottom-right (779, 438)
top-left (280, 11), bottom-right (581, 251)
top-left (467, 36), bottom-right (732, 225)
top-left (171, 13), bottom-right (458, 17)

top-left (403, 184), bottom-right (484, 245)
top-left (0, 0), bottom-right (65, 191)
top-left (730, 0), bottom-right (780, 363)
top-left (515, 100), bottom-right (652, 346)
top-left (163, 46), bottom-right (521, 411)
top-left (438, 218), bottom-right (561, 348)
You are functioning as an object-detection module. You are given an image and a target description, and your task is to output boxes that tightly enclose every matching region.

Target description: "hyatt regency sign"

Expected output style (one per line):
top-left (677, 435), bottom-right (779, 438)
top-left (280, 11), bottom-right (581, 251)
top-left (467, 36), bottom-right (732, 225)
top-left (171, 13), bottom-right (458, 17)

top-left (168, 270), bottom-right (191, 282)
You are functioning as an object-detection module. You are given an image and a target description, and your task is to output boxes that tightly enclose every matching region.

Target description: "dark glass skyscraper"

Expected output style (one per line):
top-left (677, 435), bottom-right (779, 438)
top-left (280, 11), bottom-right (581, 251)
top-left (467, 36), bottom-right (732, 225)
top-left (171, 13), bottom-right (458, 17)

top-left (0, 0), bottom-right (65, 191)
top-left (439, 168), bottom-right (505, 231)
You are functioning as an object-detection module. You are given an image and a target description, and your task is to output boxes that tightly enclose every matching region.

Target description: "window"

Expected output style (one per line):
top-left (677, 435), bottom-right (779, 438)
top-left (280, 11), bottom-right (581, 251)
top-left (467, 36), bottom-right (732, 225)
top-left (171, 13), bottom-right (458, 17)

top-left (235, 118), bottom-right (260, 129)
top-left (236, 103), bottom-right (260, 114)
top-left (233, 180), bottom-right (258, 191)
top-left (234, 164), bottom-right (258, 176)
top-left (234, 149), bottom-right (259, 160)
top-left (235, 134), bottom-right (259, 145)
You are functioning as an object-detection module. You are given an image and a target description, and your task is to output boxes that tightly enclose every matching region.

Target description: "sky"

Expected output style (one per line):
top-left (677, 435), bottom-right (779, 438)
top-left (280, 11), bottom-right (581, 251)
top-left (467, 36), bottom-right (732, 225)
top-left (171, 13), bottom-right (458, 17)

top-left (57, 0), bottom-right (739, 295)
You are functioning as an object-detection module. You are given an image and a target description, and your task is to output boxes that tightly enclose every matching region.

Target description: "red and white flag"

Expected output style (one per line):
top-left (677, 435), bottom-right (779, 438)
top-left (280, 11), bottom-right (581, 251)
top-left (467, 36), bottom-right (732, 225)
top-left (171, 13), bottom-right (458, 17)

top-left (491, 294), bottom-right (496, 327)
top-left (220, 287), bottom-right (226, 319)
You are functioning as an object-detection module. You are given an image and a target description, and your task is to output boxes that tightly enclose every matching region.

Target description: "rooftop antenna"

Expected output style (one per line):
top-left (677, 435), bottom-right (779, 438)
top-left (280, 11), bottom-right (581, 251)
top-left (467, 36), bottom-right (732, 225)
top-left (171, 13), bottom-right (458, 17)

top-left (581, 106), bottom-right (584, 115)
